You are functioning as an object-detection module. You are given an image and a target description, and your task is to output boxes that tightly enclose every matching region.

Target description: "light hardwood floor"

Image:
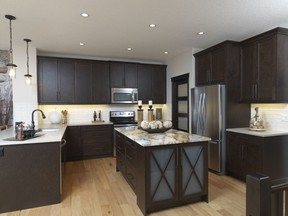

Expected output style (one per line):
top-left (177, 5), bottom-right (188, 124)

top-left (0, 157), bottom-right (246, 216)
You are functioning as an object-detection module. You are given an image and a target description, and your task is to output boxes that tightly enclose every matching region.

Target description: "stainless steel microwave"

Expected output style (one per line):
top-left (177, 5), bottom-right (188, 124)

top-left (111, 88), bottom-right (138, 104)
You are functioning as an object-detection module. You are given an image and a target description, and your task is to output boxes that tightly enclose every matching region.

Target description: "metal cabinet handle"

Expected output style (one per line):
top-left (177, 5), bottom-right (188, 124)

top-left (255, 84), bottom-right (258, 98)
top-left (60, 139), bottom-right (67, 148)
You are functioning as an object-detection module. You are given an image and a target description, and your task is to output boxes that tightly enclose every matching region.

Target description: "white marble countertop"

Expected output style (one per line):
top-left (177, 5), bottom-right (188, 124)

top-left (0, 123), bottom-right (68, 146)
top-left (226, 128), bottom-right (288, 137)
top-left (115, 126), bottom-right (211, 147)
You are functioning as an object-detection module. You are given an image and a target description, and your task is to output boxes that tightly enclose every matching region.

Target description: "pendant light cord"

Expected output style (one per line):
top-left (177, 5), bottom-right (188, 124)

top-left (26, 40), bottom-right (29, 75)
top-left (9, 19), bottom-right (14, 64)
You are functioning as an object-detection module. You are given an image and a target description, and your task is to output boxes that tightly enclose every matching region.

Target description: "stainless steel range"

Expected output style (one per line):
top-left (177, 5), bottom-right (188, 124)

top-left (110, 111), bottom-right (137, 156)
top-left (110, 111), bottom-right (137, 127)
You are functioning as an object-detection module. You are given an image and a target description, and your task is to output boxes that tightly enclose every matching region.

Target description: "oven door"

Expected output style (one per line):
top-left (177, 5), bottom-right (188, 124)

top-left (111, 88), bottom-right (138, 104)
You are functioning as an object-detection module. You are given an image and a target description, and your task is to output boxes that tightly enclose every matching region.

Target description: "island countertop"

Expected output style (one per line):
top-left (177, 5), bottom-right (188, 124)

top-left (226, 128), bottom-right (288, 137)
top-left (114, 126), bottom-right (211, 147)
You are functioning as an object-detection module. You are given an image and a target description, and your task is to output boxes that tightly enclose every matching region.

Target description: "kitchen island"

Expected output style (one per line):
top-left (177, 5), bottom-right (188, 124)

top-left (0, 124), bottom-right (67, 214)
top-left (114, 127), bottom-right (211, 215)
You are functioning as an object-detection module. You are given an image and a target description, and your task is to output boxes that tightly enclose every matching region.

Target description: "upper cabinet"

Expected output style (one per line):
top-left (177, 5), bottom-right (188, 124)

top-left (110, 62), bottom-right (138, 88)
top-left (138, 64), bottom-right (166, 104)
top-left (194, 41), bottom-right (240, 86)
top-left (38, 57), bottom-right (110, 104)
top-left (38, 57), bottom-right (167, 105)
top-left (38, 57), bottom-right (75, 104)
top-left (240, 28), bottom-right (288, 102)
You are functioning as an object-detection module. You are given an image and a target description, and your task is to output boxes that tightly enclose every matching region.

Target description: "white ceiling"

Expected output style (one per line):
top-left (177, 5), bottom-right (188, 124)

top-left (1, 0), bottom-right (288, 63)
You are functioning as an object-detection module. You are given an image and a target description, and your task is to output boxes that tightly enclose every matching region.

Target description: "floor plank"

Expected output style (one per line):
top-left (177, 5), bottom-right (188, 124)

top-left (0, 157), bottom-right (245, 216)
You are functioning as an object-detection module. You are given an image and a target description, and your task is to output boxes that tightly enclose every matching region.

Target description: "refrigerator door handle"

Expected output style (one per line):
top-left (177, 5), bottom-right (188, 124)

top-left (197, 93), bottom-right (203, 134)
top-left (202, 93), bottom-right (207, 131)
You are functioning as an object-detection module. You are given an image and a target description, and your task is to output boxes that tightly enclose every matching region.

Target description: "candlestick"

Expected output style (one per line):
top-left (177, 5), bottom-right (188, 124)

top-left (138, 100), bottom-right (143, 110)
top-left (148, 100), bottom-right (153, 110)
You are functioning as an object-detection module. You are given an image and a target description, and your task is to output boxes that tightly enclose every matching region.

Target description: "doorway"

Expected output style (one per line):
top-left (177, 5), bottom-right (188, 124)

top-left (171, 73), bottom-right (189, 132)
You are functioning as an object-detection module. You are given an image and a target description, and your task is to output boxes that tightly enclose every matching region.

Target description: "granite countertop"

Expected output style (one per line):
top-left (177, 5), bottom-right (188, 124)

top-left (68, 121), bottom-right (113, 126)
top-left (226, 128), bottom-right (288, 137)
top-left (115, 126), bottom-right (211, 147)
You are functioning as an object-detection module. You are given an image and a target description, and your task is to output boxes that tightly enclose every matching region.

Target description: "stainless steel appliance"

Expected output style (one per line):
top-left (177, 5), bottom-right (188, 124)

top-left (191, 84), bottom-right (226, 174)
top-left (111, 88), bottom-right (138, 104)
top-left (110, 111), bottom-right (138, 156)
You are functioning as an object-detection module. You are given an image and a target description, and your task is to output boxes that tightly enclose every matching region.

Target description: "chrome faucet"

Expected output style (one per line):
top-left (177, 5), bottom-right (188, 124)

top-left (31, 109), bottom-right (46, 130)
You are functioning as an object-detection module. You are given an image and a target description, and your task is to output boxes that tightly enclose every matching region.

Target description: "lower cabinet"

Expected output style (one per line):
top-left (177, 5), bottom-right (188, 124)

top-left (67, 124), bottom-right (113, 161)
top-left (227, 131), bottom-right (288, 181)
top-left (115, 131), bottom-right (208, 215)
top-left (0, 142), bottom-right (61, 213)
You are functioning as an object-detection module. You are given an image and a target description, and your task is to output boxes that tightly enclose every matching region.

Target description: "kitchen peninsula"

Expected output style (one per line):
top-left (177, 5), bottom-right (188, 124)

top-left (0, 124), bottom-right (67, 214)
top-left (114, 127), bottom-right (211, 215)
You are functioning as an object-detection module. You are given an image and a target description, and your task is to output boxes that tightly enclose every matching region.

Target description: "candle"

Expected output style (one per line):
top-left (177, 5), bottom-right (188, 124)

top-left (138, 100), bottom-right (142, 106)
top-left (148, 100), bottom-right (153, 106)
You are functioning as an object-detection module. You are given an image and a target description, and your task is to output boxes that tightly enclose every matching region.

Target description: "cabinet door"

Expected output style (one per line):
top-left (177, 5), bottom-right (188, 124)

top-left (58, 60), bottom-right (75, 103)
top-left (147, 146), bottom-right (177, 206)
top-left (138, 64), bottom-right (153, 103)
top-left (243, 138), bottom-right (262, 176)
top-left (92, 61), bottom-right (110, 104)
top-left (241, 43), bottom-right (258, 101)
top-left (211, 48), bottom-right (225, 83)
top-left (75, 61), bottom-right (93, 103)
top-left (66, 126), bottom-right (82, 161)
top-left (110, 62), bottom-right (125, 87)
top-left (38, 58), bottom-right (58, 103)
top-left (152, 65), bottom-right (166, 104)
top-left (124, 63), bottom-right (138, 88)
top-left (257, 36), bottom-right (276, 101)
top-left (227, 133), bottom-right (243, 177)
top-left (180, 143), bottom-right (208, 200)
top-left (195, 53), bottom-right (210, 85)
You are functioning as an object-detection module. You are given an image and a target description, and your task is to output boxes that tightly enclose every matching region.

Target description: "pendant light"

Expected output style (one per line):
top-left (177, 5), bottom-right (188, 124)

top-left (24, 39), bottom-right (32, 85)
top-left (5, 15), bottom-right (17, 78)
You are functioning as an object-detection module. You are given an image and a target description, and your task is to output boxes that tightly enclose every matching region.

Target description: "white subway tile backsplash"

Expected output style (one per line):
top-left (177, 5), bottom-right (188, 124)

top-left (251, 104), bottom-right (288, 131)
top-left (38, 104), bottom-right (165, 125)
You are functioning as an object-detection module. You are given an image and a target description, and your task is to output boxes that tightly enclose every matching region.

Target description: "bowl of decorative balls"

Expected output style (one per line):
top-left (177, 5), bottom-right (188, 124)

top-left (140, 120), bottom-right (173, 133)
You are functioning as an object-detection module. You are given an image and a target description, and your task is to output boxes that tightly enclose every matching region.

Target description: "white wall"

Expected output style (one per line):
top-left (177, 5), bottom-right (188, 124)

top-left (9, 41), bottom-right (38, 125)
top-left (165, 48), bottom-right (202, 132)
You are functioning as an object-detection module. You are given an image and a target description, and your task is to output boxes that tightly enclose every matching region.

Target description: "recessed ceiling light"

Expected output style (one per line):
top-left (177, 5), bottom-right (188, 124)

top-left (164, 51), bottom-right (169, 54)
top-left (81, 13), bottom-right (89, 17)
top-left (197, 31), bottom-right (204, 35)
top-left (80, 42), bottom-right (85, 46)
top-left (127, 48), bottom-right (132, 51)
top-left (149, 24), bottom-right (156, 28)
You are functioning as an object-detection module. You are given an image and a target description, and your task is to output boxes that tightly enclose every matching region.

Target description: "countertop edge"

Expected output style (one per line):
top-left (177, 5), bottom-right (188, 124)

top-left (226, 128), bottom-right (288, 137)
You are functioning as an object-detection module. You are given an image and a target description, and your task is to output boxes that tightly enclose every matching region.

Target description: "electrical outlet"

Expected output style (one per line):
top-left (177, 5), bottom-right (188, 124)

top-left (0, 147), bottom-right (4, 157)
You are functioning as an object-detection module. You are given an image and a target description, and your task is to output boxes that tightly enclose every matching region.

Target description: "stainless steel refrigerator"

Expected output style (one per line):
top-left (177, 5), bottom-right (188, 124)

top-left (191, 84), bottom-right (226, 174)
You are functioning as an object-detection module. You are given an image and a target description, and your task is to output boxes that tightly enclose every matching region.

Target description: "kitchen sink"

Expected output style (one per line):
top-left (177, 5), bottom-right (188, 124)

top-left (40, 128), bottom-right (60, 132)
top-left (3, 134), bottom-right (44, 141)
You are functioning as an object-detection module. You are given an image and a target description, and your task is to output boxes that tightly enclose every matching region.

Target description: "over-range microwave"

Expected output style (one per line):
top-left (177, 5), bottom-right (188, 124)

top-left (111, 88), bottom-right (138, 104)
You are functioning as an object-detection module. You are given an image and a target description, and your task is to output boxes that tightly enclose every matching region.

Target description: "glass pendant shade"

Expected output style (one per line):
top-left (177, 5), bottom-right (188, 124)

top-left (5, 15), bottom-right (17, 78)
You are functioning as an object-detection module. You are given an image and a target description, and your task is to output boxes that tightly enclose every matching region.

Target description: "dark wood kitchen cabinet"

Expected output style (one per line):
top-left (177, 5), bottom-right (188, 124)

top-left (38, 57), bottom-right (111, 104)
top-left (110, 62), bottom-right (138, 88)
top-left (75, 61), bottom-right (93, 104)
top-left (138, 64), bottom-right (167, 104)
top-left (38, 57), bottom-right (75, 104)
top-left (227, 131), bottom-right (288, 181)
top-left (92, 61), bottom-right (110, 104)
top-left (194, 41), bottom-right (238, 85)
top-left (227, 132), bottom-right (261, 181)
top-left (66, 124), bottom-right (113, 161)
top-left (115, 130), bottom-right (208, 215)
top-left (240, 27), bottom-right (288, 102)
top-left (0, 142), bottom-right (61, 213)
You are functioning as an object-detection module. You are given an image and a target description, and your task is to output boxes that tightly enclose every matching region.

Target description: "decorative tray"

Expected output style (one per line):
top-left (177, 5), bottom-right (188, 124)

top-left (248, 128), bottom-right (266, 132)
top-left (140, 127), bottom-right (173, 133)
